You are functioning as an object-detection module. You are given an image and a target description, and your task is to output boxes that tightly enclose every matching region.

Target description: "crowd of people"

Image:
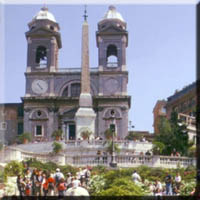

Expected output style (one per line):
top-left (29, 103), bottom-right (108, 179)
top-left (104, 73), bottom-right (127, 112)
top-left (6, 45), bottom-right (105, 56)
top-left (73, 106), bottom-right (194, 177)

top-left (132, 170), bottom-right (183, 196)
top-left (16, 167), bottom-right (91, 197)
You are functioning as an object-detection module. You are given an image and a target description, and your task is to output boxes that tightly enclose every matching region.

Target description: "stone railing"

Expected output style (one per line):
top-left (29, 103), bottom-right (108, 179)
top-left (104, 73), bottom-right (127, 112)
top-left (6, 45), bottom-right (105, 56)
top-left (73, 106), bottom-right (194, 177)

top-left (64, 140), bottom-right (153, 154)
top-left (1, 147), bottom-right (195, 169)
top-left (69, 155), bottom-right (196, 169)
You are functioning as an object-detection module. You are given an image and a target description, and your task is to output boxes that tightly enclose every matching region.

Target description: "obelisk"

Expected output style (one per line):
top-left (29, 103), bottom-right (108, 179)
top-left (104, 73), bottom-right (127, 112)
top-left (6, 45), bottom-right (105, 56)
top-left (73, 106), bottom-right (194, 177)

top-left (75, 7), bottom-right (96, 140)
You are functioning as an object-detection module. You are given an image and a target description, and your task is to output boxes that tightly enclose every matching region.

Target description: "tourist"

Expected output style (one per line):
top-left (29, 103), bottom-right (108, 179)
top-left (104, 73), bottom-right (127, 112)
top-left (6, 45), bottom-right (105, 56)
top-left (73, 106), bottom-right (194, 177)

top-left (35, 170), bottom-right (43, 196)
top-left (66, 172), bottom-right (72, 189)
top-left (84, 167), bottom-right (91, 187)
top-left (42, 174), bottom-right (49, 196)
top-left (47, 173), bottom-right (55, 196)
top-left (164, 172), bottom-right (172, 195)
top-left (154, 179), bottom-right (163, 196)
top-left (145, 150), bottom-right (151, 156)
top-left (57, 178), bottom-right (67, 197)
top-left (132, 170), bottom-right (141, 184)
top-left (54, 168), bottom-right (64, 187)
top-left (24, 168), bottom-right (32, 181)
top-left (25, 179), bottom-right (31, 196)
top-left (102, 151), bottom-right (108, 163)
top-left (72, 176), bottom-right (81, 188)
top-left (148, 182), bottom-right (155, 195)
top-left (30, 169), bottom-right (37, 195)
top-left (174, 172), bottom-right (181, 190)
top-left (16, 175), bottom-right (25, 196)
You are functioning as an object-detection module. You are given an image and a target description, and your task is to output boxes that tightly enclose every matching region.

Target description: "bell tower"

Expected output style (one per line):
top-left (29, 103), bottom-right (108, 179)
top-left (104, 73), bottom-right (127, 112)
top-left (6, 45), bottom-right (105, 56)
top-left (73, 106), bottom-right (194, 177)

top-left (25, 7), bottom-right (62, 73)
top-left (96, 5), bottom-right (128, 71)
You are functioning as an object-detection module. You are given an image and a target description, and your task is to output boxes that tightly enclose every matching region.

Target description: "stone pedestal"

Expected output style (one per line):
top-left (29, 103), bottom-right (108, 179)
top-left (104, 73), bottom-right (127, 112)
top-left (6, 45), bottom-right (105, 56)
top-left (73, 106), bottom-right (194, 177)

top-left (75, 107), bottom-right (96, 140)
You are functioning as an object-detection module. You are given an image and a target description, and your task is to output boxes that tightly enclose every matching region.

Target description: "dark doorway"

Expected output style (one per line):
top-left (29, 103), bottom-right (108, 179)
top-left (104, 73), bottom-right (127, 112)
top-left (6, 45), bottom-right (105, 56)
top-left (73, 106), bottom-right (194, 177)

top-left (69, 124), bottom-right (76, 140)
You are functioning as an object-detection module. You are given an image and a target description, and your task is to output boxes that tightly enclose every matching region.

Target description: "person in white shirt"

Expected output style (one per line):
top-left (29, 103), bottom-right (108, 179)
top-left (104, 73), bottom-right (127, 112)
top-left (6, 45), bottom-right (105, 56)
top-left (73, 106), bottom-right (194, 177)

top-left (72, 176), bottom-right (81, 188)
top-left (175, 172), bottom-right (181, 190)
top-left (132, 170), bottom-right (141, 184)
top-left (154, 180), bottom-right (163, 196)
top-left (54, 168), bottom-right (64, 186)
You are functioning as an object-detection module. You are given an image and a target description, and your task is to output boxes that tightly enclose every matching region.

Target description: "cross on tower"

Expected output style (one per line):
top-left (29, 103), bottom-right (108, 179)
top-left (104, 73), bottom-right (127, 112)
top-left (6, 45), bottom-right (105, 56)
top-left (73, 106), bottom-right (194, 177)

top-left (83, 5), bottom-right (88, 21)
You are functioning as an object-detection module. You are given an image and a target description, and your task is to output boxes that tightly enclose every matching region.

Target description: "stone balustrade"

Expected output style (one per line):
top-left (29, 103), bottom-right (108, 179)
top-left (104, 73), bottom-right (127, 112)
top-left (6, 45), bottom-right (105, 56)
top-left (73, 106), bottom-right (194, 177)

top-left (1, 147), bottom-right (196, 169)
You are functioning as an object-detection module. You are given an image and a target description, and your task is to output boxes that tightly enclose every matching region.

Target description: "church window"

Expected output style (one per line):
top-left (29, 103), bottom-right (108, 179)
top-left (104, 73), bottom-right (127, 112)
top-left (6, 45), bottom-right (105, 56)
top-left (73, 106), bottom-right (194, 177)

top-left (17, 122), bottom-right (23, 135)
top-left (62, 86), bottom-right (69, 97)
top-left (35, 125), bottom-right (43, 136)
top-left (106, 45), bottom-right (118, 67)
top-left (17, 105), bottom-right (24, 117)
top-left (0, 122), bottom-right (7, 130)
top-left (50, 26), bottom-right (54, 31)
top-left (110, 124), bottom-right (115, 133)
top-left (35, 46), bottom-right (47, 68)
top-left (71, 83), bottom-right (81, 97)
top-left (37, 110), bottom-right (42, 117)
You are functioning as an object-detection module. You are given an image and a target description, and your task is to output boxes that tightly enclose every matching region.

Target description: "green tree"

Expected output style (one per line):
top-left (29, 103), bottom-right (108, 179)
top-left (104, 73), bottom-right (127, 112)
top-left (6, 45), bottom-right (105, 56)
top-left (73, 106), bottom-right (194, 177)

top-left (154, 111), bottom-right (191, 156)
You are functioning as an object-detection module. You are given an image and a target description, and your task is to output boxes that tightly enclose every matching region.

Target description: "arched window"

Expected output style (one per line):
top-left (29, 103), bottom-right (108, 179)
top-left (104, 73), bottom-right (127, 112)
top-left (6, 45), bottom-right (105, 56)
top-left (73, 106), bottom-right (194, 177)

top-left (36, 46), bottom-right (47, 68)
top-left (106, 45), bottom-right (118, 67)
top-left (71, 83), bottom-right (81, 97)
top-left (62, 86), bottom-right (69, 97)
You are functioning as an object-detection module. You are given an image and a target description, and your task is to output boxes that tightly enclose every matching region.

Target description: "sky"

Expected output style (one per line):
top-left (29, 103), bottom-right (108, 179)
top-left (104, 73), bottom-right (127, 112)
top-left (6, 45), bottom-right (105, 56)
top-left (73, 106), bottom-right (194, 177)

top-left (0, 1), bottom-right (196, 133)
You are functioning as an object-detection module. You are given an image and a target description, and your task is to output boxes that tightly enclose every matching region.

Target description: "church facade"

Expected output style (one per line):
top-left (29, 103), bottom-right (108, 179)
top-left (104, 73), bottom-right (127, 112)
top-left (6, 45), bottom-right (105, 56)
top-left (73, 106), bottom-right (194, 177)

top-left (0, 6), bottom-right (131, 144)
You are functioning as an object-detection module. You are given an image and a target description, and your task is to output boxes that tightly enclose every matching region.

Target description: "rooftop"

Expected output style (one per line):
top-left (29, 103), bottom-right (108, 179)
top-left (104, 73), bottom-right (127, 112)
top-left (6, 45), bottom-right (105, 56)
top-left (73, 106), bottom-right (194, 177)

top-left (102, 5), bottom-right (125, 22)
top-left (32, 7), bottom-right (56, 23)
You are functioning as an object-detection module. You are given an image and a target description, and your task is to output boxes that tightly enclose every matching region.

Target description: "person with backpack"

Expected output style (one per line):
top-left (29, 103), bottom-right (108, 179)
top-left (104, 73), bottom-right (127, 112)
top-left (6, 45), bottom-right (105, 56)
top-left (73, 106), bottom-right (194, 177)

top-left (57, 178), bottom-right (67, 197)
top-left (54, 168), bottom-right (64, 186)
top-left (47, 173), bottom-right (55, 196)
top-left (54, 168), bottom-right (64, 195)
top-left (35, 170), bottom-right (43, 196)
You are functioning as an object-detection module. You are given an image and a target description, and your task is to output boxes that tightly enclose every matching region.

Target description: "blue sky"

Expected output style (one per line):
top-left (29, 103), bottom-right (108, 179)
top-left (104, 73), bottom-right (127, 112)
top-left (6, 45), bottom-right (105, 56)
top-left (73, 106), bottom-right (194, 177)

top-left (1, 3), bottom-right (196, 132)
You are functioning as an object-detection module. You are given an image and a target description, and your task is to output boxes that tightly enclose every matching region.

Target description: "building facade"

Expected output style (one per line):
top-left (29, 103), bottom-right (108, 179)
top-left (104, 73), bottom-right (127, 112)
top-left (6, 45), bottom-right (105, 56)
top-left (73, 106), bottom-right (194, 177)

top-left (1, 6), bottom-right (131, 144)
top-left (153, 82), bottom-right (196, 141)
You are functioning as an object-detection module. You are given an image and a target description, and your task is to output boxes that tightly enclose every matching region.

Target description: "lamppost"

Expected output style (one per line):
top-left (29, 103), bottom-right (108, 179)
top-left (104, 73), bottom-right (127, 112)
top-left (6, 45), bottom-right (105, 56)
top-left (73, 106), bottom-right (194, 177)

top-left (109, 110), bottom-right (117, 168)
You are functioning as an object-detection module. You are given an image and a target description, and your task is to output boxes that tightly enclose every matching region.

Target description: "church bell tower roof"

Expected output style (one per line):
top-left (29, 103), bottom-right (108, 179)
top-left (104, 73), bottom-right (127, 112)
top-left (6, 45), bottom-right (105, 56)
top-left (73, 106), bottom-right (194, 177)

top-left (102, 5), bottom-right (125, 22)
top-left (32, 7), bottom-right (56, 23)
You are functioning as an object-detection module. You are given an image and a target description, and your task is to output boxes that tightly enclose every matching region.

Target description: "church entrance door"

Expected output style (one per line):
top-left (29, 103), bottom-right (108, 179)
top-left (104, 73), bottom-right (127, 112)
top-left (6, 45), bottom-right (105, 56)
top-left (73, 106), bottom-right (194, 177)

top-left (68, 124), bottom-right (76, 140)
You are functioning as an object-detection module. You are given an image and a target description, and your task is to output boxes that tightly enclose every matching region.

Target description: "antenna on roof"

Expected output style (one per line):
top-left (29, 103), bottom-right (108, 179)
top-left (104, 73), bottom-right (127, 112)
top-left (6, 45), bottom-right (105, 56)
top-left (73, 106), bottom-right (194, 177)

top-left (83, 5), bottom-right (88, 21)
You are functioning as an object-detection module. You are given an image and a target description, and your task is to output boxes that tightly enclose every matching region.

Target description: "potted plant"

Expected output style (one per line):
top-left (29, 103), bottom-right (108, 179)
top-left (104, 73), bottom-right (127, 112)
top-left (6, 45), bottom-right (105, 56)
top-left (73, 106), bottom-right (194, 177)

top-left (104, 128), bottom-right (116, 140)
top-left (51, 129), bottom-right (63, 141)
top-left (18, 132), bottom-right (32, 144)
top-left (52, 141), bottom-right (63, 154)
top-left (81, 130), bottom-right (92, 140)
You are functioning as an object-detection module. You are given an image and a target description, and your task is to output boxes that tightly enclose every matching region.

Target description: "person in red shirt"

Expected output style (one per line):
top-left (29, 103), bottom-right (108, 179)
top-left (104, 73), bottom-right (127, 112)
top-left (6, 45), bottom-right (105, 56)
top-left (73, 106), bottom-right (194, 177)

top-left (25, 179), bottom-right (31, 196)
top-left (42, 174), bottom-right (49, 196)
top-left (47, 174), bottom-right (55, 196)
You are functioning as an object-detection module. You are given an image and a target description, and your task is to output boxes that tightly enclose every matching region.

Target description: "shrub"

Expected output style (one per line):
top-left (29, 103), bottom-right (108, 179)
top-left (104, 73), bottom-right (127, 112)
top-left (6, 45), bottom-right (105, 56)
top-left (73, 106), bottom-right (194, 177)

top-left (88, 175), bottom-right (106, 195)
top-left (4, 161), bottom-right (24, 181)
